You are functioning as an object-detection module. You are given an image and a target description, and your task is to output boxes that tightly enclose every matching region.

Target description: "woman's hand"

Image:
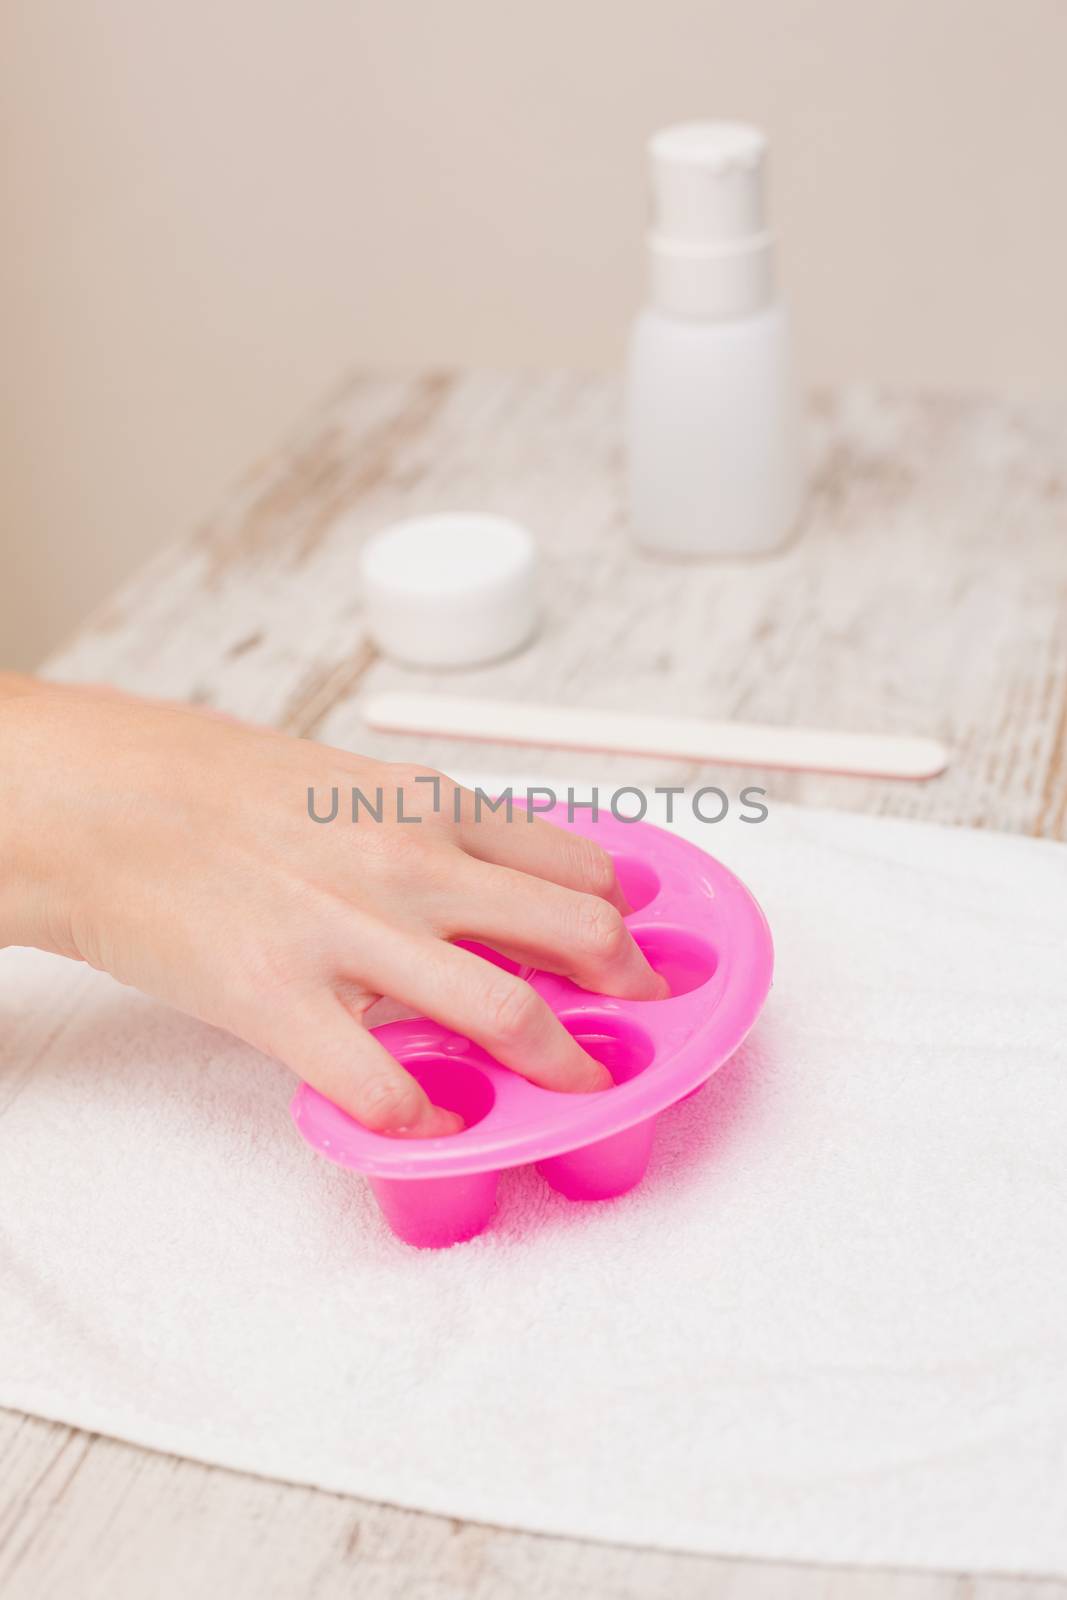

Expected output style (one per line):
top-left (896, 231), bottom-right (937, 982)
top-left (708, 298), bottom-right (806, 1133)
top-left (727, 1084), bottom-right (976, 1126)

top-left (0, 680), bottom-right (665, 1135)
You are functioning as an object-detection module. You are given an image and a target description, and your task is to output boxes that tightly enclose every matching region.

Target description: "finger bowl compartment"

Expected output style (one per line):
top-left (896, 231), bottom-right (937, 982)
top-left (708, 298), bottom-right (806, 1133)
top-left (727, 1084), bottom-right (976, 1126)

top-left (536, 1121), bottom-right (656, 1201)
top-left (291, 806), bottom-right (774, 1248)
top-left (369, 1170), bottom-right (501, 1249)
top-left (537, 1012), bottom-right (657, 1200)
top-left (364, 1049), bottom-right (502, 1247)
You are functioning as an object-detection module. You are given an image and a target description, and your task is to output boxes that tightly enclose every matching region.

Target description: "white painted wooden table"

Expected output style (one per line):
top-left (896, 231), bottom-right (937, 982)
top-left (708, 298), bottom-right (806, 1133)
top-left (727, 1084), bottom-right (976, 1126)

top-left (2, 374), bottom-right (1066, 1599)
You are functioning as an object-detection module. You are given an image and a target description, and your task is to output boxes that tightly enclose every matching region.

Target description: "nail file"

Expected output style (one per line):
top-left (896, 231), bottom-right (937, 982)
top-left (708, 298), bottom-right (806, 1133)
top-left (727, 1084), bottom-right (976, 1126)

top-left (361, 691), bottom-right (949, 782)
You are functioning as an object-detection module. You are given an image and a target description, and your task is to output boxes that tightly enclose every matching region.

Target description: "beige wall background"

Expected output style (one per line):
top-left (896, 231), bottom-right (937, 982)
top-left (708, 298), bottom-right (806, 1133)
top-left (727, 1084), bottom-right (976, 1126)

top-left (3, 0), bottom-right (1066, 669)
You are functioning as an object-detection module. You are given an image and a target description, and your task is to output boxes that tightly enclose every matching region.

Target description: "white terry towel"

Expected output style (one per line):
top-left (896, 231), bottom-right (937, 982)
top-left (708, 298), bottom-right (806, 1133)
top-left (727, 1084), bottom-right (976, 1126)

top-left (1, 800), bottom-right (1065, 1575)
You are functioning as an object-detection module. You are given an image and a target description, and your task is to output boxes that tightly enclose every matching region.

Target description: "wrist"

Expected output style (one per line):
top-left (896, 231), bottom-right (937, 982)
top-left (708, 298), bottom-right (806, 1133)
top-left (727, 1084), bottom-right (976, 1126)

top-left (0, 671), bottom-right (55, 700)
top-left (0, 698), bottom-right (81, 957)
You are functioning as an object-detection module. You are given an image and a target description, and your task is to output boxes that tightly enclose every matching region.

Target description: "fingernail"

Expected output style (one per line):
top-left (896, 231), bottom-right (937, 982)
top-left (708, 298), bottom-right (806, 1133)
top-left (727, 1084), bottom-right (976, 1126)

top-left (633, 965), bottom-right (670, 1000)
top-left (388, 1102), bottom-right (464, 1139)
top-left (580, 1061), bottom-right (614, 1093)
top-left (416, 1104), bottom-right (465, 1138)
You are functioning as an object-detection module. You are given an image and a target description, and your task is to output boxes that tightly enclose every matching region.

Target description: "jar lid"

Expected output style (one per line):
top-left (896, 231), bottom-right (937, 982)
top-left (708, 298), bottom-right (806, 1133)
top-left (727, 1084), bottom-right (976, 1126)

top-left (359, 512), bottom-right (539, 669)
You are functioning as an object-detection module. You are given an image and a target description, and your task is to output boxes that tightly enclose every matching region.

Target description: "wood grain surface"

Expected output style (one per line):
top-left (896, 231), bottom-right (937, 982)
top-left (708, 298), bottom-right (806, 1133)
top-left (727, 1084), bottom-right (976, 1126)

top-left (3, 372), bottom-right (1066, 1598)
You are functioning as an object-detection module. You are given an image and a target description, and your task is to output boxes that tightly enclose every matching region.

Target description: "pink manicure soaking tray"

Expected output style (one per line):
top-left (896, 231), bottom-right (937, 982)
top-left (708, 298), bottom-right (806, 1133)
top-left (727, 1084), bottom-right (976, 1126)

top-left (291, 805), bottom-right (774, 1247)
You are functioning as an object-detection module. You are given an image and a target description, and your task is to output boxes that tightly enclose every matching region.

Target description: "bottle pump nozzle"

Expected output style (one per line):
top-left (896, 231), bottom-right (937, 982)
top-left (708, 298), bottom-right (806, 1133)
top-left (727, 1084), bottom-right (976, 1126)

top-left (648, 121), bottom-right (775, 320)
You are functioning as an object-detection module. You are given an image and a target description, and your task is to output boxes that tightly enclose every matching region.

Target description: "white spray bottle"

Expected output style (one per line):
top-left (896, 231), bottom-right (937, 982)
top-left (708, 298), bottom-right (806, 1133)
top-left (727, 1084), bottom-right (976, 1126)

top-left (625, 121), bottom-right (803, 557)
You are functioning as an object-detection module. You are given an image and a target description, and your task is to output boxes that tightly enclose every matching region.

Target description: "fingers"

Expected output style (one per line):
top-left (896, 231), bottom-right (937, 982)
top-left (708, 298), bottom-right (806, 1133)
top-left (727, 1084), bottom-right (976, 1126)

top-left (260, 989), bottom-right (463, 1137)
top-left (443, 856), bottom-right (667, 999)
top-left (353, 931), bottom-right (613, 1093)
top-left (455, 798), bottom-right (631, 914)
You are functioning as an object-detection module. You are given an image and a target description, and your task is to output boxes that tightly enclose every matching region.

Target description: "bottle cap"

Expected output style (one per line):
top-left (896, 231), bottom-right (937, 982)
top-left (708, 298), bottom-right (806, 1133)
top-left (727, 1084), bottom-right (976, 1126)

top-left (359, 513), bottom-right (539, 669)
top-left (646, 121), bottom-right (775, 320)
